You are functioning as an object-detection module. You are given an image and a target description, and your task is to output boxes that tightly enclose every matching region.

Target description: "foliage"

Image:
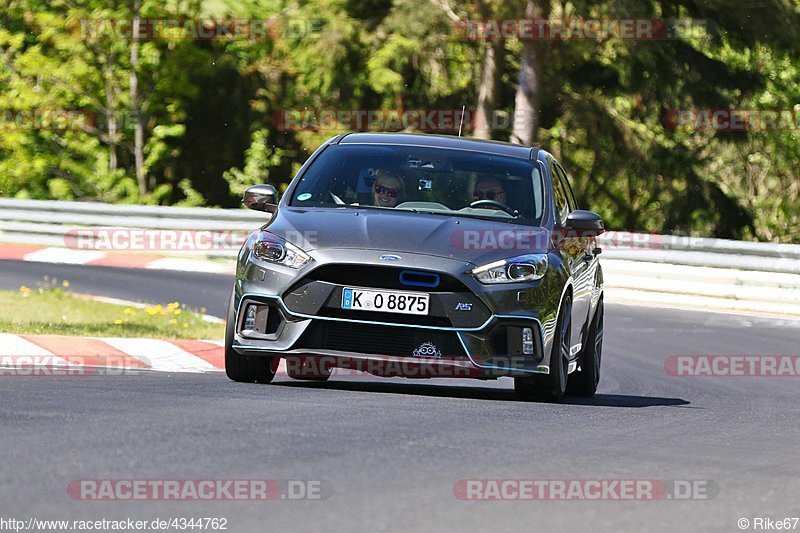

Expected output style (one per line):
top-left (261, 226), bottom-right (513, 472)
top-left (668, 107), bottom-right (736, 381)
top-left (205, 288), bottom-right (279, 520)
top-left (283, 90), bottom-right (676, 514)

top-left (223, 129), bottom-right (287, 196)
top-left (0, 0), bottom-right (798, 241)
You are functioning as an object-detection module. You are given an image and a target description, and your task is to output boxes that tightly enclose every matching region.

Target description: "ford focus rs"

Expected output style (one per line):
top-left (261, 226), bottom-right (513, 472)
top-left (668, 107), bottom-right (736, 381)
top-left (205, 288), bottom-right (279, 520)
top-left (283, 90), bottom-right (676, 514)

top-left (226, 133), bottom-right (604, 402)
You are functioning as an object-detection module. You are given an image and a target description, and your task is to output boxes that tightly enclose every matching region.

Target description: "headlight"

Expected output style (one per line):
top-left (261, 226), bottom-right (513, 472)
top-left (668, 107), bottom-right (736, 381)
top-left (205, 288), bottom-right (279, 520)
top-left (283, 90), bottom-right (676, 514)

top-left (252, 232), bottom-right (312, 268)
top-left (471, 254), bottom-right (548, 284)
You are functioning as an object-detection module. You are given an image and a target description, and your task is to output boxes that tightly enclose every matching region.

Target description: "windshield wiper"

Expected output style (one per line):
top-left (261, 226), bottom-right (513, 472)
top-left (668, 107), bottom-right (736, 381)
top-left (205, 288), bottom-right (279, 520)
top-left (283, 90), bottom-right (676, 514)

top-left (323, 204), bottom-right (523, 223)
top-left (400, 208), bottom-right (522, 222)
top-left (402, 208), bottom-right (451, 216)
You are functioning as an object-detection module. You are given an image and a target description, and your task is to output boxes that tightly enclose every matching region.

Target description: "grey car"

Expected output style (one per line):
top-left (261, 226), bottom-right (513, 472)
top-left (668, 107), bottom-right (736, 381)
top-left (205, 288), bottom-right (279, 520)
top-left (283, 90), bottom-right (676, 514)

top-left (226, 133), bottom-right (604, 402)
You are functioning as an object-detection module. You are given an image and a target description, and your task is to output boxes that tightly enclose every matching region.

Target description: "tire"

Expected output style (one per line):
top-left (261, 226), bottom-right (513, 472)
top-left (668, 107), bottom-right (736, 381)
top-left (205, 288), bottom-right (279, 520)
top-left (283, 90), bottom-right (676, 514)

top-left (285, 356), bottom-right (333, 382)
top-left (224, 290), bottom-right (276, 384)
top-left (515, 294), bottom-right (572, 403)
top-left (566, 300), bottom-right (603, 397)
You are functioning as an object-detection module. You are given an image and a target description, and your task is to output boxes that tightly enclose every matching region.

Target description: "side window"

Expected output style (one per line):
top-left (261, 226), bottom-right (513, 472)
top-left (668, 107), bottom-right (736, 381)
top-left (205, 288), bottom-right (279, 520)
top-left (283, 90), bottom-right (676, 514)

top-left (550, 160), bottom-right (571, 226)
top-left (531, 165), bottom-right (544, 220)
top-left (555, 164), bottom-right (578, 212)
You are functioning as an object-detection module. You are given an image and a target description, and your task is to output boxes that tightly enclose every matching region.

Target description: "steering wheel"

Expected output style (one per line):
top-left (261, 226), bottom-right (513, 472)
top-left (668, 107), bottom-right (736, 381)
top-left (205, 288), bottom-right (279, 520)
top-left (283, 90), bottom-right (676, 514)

top-left (469, 199), bottom-right (519, 217)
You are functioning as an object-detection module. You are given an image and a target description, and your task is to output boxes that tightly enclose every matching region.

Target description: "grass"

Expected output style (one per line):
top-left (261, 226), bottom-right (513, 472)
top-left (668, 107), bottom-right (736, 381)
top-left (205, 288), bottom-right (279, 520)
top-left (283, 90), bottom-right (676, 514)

top-left (1, 279), bottom-right (224, 339)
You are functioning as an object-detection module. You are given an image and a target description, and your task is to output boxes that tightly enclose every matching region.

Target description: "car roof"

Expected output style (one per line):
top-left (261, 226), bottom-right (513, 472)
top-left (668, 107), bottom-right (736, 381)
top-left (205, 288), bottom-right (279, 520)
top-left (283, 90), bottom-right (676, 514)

top-left (335, 132), bottom-right (538, 160)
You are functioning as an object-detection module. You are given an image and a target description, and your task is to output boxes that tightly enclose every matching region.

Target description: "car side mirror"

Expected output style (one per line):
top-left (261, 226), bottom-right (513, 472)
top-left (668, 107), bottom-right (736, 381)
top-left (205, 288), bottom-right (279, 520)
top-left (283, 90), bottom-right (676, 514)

top-left (564, 210), bottom-right (604, 236)
top-left (243, 184), bottom-right (278, 213)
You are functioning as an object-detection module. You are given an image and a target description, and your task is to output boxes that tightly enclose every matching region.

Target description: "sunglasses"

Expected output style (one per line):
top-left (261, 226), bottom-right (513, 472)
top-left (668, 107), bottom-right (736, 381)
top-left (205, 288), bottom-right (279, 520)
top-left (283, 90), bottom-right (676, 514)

top-left (374, 185), bottom-right (400, 198)
top-left (473, 189), bottom-right (504, 201)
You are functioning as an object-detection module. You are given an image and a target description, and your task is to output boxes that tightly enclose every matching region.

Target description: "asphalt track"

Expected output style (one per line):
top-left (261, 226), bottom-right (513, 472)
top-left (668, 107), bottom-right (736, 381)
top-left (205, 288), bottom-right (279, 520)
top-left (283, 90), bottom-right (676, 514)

top-left (1, 259), bottom-right (799, 532)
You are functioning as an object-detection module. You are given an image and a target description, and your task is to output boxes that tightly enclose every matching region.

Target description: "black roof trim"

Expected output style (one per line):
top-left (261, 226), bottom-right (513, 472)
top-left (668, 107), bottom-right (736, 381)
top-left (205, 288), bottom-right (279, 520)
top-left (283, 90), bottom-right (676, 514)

top-left (337, 132), bottom-right (538, 160)
top-left (327, 133), bottom-right (350, 145)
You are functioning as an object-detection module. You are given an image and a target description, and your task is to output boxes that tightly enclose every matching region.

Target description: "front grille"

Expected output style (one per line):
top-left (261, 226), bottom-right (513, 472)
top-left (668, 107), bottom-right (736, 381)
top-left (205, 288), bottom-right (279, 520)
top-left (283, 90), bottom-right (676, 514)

top-left (327, 323), bottom-right (414, 355)
top-left (295, 321), bottom-right (467, 358)
top-left (297, 264), bottom-right (468, 293)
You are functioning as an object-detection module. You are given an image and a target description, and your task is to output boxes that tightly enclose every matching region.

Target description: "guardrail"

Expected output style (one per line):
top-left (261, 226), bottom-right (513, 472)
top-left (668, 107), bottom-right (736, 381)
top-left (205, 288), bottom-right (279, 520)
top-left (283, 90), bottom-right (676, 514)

top-left (598, 231), bottom-right (800, 259)
top-left (2, 198), bottom-right (799, 315)
top-left (597, 232), bottom-right (800, 274)
top-left (596, 232), bottom-right (800, 315)
top-left (0, 198), bottom-right (267, 228)
top-left (0, 198), bottom-right (269, 256)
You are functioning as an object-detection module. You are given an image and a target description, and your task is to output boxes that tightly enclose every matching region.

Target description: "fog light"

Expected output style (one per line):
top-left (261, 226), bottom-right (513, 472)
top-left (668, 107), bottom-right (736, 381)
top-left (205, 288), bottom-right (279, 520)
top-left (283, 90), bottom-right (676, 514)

top-left (244, 304), bottom-right (257, 331)
top-left (522, 327), bottom-right (534, 355)
top-left (241, 302), bottom-right (272, 337)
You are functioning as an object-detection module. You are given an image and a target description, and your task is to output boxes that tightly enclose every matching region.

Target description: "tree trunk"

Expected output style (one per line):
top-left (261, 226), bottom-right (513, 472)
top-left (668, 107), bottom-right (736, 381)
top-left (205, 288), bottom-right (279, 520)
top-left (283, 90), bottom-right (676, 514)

top-left (130, 0), bottom-right (146, 195)
top-left (510, 0), bottom-right (541, 146)
top-left (105, 74), bottom-right (117, 171)
top-left (473, 39), bottom-right (503, 139)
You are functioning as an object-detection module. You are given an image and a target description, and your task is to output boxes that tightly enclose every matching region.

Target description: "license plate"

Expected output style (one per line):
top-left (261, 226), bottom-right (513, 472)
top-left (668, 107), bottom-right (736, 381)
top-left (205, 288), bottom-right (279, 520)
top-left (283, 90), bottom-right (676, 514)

top-left (341, 287), bottom-right (429, 315)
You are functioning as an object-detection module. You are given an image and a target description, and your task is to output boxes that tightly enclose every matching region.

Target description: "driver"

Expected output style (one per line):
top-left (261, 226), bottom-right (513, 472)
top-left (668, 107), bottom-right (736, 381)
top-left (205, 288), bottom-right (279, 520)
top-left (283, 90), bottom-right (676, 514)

top-left (472, 176), bottom-right (507, 205)
top-left (371, 170), bottom-right (404, 208)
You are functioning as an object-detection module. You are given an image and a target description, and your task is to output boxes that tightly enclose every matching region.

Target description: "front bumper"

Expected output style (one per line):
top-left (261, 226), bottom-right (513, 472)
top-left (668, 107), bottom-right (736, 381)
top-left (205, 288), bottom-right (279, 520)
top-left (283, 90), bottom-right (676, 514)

top-left (233, 248), bottom-right (563, 378)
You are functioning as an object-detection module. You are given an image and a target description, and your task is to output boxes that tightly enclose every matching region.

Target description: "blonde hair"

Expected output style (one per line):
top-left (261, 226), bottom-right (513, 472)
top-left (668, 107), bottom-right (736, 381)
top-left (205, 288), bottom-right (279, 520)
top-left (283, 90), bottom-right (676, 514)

top-left (373, 169), bottom-right (404, 190)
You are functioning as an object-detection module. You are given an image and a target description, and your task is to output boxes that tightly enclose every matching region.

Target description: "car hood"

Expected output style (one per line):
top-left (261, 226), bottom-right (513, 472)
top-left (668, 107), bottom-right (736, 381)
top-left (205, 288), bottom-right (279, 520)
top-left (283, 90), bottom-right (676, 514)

top-left (264, 207), bottom-right (550, 266)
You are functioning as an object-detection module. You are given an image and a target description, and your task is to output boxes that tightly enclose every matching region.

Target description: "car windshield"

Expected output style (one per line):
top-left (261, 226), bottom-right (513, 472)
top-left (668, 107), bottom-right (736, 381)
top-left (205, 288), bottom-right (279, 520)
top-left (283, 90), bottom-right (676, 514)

top-left (288, 144), bottom-right (545, 225)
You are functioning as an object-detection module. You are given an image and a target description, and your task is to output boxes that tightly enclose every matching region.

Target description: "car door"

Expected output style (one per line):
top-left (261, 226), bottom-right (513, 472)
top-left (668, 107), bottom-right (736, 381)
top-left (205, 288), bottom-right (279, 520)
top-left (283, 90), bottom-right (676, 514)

top-left (549, 158), bottom-right (592, 356)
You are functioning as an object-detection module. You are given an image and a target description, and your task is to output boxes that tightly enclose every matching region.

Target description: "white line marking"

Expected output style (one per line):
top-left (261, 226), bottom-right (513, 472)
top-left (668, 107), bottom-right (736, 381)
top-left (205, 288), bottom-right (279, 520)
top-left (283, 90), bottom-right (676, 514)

top-left (23, 247), bottom-right (107, 265)
top-left (0, 334), bottom-right (73, 367)
top-left (144, 258), bottom-right (233, 274)
top-left (101, 338), bottom-right (217, 373)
